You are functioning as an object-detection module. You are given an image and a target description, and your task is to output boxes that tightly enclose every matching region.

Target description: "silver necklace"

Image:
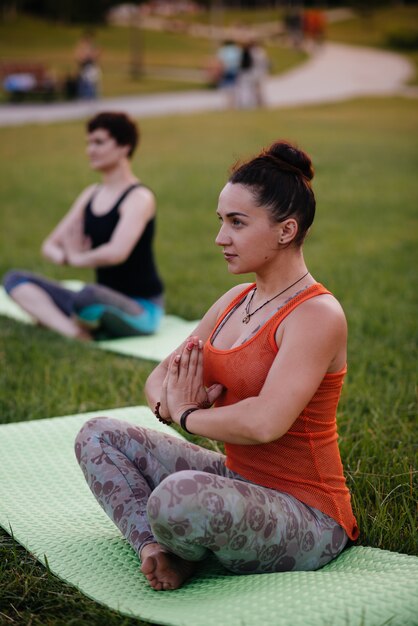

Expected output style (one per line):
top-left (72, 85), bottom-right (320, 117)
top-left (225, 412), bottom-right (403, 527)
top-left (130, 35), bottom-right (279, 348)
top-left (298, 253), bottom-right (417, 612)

top-left (242, 271), bottom-right (310, 324)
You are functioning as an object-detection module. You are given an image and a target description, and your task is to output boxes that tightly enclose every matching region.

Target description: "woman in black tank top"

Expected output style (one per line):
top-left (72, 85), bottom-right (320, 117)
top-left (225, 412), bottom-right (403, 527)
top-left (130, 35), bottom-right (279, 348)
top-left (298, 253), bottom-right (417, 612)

top-left (3, 111), bottom-right (164, 340)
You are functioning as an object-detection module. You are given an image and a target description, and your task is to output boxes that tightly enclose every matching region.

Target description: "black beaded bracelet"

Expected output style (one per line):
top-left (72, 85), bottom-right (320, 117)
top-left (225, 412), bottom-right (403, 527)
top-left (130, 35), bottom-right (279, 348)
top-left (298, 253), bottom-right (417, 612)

top-left (154, 402), bottom-right (173, 426)
top-left (179, 407), bottom-right (199, 434)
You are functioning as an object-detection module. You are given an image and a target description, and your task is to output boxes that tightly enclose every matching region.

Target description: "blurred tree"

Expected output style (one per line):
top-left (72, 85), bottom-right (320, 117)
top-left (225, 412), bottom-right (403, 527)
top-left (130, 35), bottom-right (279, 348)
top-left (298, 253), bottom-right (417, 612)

top-left (1, 0), bottom-right (19, 20)
top-left (0, 0), bottom-right (126, 24)
top-left (2, 0), bottom-right (416, 24)
top-left (129, 5), bottom-right (144, 79)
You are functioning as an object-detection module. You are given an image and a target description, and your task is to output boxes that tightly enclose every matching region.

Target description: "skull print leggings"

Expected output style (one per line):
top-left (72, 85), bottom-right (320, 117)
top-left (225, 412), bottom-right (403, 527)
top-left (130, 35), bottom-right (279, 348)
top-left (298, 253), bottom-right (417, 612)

top-left (75, 417), bottom-right (348, 574)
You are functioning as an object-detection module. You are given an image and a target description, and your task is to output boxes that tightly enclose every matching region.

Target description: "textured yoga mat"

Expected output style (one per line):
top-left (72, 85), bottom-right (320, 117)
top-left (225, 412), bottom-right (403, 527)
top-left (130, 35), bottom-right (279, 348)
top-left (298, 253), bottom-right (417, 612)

top-left (1, 406), bottom-right (418, 626)
top-left (0, 283), bottom-right (199, 362)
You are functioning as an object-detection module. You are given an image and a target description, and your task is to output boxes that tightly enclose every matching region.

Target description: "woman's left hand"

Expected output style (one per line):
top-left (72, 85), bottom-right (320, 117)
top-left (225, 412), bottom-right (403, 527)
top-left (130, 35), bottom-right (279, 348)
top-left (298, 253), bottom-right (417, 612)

top-left (165, 336), bottom-right (223, 423)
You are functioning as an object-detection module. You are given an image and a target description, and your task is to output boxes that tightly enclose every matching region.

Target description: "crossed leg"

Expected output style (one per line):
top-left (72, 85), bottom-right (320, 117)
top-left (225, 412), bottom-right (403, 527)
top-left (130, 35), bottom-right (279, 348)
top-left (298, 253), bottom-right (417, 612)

top-left (75, 417), bottom-right (348, 591)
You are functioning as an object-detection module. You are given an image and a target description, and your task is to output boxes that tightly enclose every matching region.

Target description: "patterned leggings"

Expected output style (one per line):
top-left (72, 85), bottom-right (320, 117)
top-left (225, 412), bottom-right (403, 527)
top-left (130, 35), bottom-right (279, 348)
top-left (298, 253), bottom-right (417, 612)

top-left (75, 417), bottom-right (348, 574)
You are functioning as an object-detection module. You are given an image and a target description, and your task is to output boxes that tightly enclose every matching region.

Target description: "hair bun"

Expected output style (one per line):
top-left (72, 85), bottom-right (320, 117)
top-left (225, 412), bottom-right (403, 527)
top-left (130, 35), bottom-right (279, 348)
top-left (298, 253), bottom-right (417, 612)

top-left (265, 141), bottom-right (314, 181)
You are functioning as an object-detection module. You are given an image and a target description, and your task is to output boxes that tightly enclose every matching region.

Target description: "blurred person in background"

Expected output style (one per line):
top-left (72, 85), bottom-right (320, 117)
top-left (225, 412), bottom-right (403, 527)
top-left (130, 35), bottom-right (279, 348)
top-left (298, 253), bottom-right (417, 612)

top-left (303, 10), bottom-right (327, 49)
top-left (249, 41), bottom-right (269, 107)
top-left (3, 112), bottom-right (164, 340)
top-left (284, 6), bottom-right (304, 49)
top-left (236, 40), bottom-right (254, 108)
top-left (216, 39), bottom-right (242, 108)
top-left (237, 40), bottom-right (269, 109)
top-left (74, 31), bottom-right (101, 99)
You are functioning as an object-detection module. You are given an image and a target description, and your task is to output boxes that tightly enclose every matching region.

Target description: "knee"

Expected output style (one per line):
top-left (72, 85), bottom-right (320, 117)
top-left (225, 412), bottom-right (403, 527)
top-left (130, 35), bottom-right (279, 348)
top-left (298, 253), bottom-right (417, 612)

top-left (73, 285), bottom-right (98, 312)
top-left (147, 471), bottom-right (198, 544)
top-left (148, 469), bottom-right (222, 527)
top-left (148, 470), bottom-right (195, 521)
top-left (3, 270), bottom-right (30, 295)
top-left (74, 416), bottom-right (111, 463)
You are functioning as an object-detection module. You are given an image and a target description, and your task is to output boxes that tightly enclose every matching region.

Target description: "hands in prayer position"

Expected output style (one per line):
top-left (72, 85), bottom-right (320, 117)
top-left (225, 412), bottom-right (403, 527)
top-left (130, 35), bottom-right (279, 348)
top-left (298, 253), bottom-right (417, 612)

top-left (160, 336), bottom-right (223, 424)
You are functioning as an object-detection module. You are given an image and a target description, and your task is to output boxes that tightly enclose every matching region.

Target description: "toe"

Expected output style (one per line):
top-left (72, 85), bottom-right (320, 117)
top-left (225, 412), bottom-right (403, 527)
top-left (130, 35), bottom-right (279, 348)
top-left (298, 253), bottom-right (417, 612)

top-left (140, 555), bottom-right (156, 575)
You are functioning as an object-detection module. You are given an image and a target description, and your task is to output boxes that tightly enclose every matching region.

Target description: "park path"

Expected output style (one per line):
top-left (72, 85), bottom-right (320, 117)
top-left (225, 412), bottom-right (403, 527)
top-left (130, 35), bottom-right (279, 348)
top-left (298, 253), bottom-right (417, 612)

top-left (0, 42), bottom-right (414, 127)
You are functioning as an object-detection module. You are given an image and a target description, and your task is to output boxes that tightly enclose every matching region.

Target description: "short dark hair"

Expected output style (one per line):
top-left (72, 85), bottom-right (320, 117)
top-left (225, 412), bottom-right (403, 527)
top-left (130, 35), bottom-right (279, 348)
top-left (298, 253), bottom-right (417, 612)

top-left (229, 140), bottom-right (316, 246)
top-left (87, 111), bottom-right (139, 158)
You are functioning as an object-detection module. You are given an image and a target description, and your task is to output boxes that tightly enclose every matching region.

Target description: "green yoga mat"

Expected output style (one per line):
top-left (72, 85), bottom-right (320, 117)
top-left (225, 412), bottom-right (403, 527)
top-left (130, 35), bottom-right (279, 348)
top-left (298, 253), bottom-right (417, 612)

top-left (0, 283), bottom-right (199, 362)
top-left (1, 407), bottom-right (417, 626)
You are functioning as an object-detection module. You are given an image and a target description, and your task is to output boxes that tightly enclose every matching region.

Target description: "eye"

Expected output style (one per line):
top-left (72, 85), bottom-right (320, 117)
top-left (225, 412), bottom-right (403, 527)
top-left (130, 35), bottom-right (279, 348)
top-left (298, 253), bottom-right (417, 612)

top-left (232, 218), bottom-right (242, 226)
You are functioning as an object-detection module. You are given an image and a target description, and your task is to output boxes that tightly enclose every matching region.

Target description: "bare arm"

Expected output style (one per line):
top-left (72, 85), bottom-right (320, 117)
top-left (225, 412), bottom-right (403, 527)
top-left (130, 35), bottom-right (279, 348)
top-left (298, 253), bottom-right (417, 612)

top-left (165, 296), bottom-right (347, 444)
top-left (65, 186), bottom-right (156, 268)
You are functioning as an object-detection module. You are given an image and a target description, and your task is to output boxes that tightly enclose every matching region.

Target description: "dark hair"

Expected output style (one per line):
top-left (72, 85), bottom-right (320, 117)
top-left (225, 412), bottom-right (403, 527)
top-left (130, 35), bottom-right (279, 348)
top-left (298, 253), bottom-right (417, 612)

top-left (229, 140), bottom-right (315, 246)
top-left (87, 111), bottom-right (139, 158)
top-left (241, 45), bottom-right (253, 70)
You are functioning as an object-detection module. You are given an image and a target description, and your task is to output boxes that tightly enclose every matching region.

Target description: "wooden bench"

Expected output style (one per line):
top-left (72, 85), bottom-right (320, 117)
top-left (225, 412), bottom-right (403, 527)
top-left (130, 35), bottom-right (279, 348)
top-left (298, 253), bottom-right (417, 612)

top-left (0, 62), bottom-right (57, 101)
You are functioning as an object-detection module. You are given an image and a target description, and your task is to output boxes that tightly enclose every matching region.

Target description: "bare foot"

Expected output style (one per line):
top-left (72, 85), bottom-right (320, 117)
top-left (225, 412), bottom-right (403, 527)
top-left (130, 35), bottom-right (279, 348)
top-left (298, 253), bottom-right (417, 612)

top-left (35, 321), bottom-right (91, 341)
top-left (73, 327), bottom-right (92, 341)
top-left (140, 544), bottom-right (196, 591)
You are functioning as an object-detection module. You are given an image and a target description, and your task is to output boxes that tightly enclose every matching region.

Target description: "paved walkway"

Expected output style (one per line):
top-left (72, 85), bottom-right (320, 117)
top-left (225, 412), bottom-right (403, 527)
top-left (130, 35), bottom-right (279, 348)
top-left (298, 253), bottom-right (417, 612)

top-left (0, 42), bottom-right (414, 127)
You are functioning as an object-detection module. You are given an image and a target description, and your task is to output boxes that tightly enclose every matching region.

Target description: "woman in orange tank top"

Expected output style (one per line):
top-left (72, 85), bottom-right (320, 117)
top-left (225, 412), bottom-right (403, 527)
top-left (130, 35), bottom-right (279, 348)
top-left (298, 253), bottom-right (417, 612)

top-left (75, 140), bottom-right (358, 591)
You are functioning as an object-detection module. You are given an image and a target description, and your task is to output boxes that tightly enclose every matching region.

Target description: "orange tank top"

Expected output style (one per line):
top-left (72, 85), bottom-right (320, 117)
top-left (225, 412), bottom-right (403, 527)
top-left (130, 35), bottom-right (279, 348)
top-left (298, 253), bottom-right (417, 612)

top-left (203, 283), bottom-right (359, 540)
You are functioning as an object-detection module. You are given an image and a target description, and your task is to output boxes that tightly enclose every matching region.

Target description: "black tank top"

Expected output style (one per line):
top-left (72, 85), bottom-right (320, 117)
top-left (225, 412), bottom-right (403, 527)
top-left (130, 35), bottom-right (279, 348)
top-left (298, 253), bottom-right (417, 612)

top-left (83, 184), bottom-right (164, 299)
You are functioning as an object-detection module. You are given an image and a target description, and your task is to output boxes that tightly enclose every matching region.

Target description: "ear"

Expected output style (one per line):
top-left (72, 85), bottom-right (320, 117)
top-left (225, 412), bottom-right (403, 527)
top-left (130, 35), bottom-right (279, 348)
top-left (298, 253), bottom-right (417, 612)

top-left (278, 218), bottom-right (298, 245)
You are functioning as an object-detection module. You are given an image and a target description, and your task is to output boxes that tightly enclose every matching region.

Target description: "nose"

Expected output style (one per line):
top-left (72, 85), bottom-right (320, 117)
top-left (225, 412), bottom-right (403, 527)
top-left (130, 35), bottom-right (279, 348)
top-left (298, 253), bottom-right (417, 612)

top-left (215, 223), bottom-right (231, 247)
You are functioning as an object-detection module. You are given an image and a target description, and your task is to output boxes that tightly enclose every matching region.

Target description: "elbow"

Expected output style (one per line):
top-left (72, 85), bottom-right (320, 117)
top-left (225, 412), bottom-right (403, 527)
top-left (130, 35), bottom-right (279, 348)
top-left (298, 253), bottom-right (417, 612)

top-left (111, 254), bottom-right (127, 266)
top-left (107, 249), bottom-right (129, 266)
top-left (241, 419), bottom-right (273, 445)
top-left (144, 375), bottom-right (152, 404)
top-left (41, 240), bottom-right (64, 264)
top-left (253, 427), bottom-right (279, 445)
top-left (248, 410), bottom-right (289, 444)
top-left (144, 367), bottom-right (159, 404)
top-left (41, 240), bottom-right (50, 258)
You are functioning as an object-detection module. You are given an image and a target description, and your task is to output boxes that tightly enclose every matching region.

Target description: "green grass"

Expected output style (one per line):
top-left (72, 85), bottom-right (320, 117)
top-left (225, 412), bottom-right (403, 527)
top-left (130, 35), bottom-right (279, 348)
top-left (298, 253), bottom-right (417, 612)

top-left (1, 97), bottom-right (417, 623)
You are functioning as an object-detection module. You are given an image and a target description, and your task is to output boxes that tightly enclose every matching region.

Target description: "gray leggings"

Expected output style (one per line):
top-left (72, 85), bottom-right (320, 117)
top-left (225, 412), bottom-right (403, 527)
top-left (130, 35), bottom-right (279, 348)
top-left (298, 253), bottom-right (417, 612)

top-left (3, 270), bottom-right (163, 337)
top-left (75, 417), bottom-right (348, 574)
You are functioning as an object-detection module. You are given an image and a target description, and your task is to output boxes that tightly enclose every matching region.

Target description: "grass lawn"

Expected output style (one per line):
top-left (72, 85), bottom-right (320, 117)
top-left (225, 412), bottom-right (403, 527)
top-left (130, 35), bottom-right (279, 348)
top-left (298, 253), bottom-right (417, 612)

top-left (1, 97), bottom-right (417, 623)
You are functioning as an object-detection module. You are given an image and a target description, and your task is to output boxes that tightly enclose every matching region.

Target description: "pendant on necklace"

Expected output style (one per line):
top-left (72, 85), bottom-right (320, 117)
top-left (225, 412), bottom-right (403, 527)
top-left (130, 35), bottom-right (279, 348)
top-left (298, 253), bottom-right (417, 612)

top-left (242, 315), bottom-right (250, 324)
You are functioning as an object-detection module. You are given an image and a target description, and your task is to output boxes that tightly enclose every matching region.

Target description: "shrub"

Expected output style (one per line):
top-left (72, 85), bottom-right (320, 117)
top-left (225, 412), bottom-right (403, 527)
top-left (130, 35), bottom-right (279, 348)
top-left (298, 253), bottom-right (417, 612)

top-left (386, 29), bottom-right (418, 51)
